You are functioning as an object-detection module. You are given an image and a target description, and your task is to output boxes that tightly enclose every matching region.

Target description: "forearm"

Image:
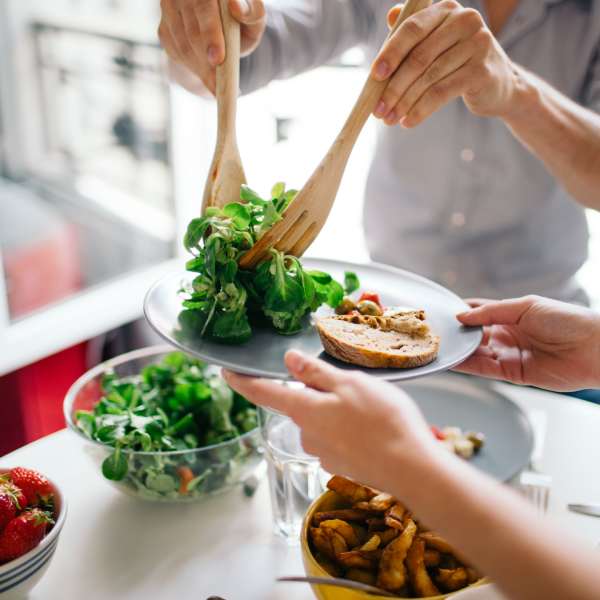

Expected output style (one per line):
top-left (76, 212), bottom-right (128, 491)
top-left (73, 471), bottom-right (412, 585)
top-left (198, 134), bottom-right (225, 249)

top-left (502, 66), bottom-right (600, 210)
top-left (395, 449), bottom-right (599, 600)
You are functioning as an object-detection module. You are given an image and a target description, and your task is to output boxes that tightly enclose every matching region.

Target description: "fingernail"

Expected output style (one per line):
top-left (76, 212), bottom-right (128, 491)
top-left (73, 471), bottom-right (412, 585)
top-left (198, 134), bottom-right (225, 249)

top-left (237, 0), bottom-right (250, 15)
top-left (399, 116), bottom-right (410, 128)
top-left (207, 45), bottom-right (219, 66)
top-left (374, 100), bottom-right (387, 118)
top-left (385, 110), bottom-right (397, 125)
top-left (375, 60), bottom-right (390, 80)
top-left (286, 350), bottom-right (305, 374)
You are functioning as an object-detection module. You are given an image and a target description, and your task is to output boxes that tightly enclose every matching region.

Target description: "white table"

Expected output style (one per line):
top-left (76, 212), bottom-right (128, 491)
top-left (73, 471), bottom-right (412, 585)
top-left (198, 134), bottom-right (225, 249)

top-left (2, 379), bottom-right (600, 600)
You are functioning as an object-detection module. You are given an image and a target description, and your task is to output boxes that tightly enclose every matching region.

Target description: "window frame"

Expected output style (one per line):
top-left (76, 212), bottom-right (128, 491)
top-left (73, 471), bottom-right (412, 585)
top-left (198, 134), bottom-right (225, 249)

top-left (0, 3), bottom-right (183, 375)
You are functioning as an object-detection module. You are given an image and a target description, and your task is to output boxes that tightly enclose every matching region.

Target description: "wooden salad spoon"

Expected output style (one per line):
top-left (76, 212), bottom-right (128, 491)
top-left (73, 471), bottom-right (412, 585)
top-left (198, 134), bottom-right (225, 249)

top-left (202, 0), bottom-right (247, 211)
top-left (239, 0), bottom-right (432, 269)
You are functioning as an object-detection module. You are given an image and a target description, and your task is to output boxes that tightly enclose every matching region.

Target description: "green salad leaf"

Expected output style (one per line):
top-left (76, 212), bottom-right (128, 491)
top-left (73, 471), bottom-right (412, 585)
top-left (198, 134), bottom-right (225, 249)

top-left (181, 183), bottom-right (359, 343)
top-left (75, 352), bottom-right (258, 497)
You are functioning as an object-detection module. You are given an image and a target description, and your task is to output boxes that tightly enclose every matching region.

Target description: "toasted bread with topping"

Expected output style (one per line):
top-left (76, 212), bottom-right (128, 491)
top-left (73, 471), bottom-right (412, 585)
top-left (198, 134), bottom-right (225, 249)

top-left (316, 309), bottom-right (439, 369)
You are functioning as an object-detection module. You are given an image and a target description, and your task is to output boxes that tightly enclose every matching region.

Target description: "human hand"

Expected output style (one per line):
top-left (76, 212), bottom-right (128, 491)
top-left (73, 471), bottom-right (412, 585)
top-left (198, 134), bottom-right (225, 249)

top-left (455, 296), bottom-right (600, 391)
top-left (223, 351), bottom-right (438, 491)
top-left (371, 1), bottom-right (520, 128)
top-left (158, 0), bottom-right (266, 94)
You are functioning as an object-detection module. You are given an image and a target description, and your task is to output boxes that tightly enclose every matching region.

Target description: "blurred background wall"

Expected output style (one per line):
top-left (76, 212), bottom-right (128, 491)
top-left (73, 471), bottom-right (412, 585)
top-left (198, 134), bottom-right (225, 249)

top-left (0, 0), bottom-right (599, 455)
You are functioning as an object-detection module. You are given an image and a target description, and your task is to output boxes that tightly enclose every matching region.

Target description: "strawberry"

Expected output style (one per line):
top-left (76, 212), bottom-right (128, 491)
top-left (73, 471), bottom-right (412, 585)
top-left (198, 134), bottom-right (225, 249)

top-left (0, 494), bottom-right (17, 531)
top-left (0, 509), bottom-right (54, 564)
top-left (0, 475), bottom-right (27, 512)
top-left (8, 468), bottom-right (53, 506)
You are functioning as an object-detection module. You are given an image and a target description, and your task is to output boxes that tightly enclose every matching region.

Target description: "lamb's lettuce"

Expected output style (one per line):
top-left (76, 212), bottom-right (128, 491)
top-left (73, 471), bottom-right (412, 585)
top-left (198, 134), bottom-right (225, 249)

top-left (75, 352), bottom-right (259, 499)
top-left (181, 183), bottom-right (358, 343)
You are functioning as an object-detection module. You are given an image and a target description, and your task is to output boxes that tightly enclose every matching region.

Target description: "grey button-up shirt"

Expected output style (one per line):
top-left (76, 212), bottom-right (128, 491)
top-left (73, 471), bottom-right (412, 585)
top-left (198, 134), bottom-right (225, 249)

top-left (241, 0), bottom-right (600, 303)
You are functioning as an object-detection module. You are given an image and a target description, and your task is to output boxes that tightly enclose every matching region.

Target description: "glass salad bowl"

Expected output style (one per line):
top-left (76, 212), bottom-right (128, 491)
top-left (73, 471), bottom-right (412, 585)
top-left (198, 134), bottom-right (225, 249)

top-left (64, 346), bottom-right (262, 503)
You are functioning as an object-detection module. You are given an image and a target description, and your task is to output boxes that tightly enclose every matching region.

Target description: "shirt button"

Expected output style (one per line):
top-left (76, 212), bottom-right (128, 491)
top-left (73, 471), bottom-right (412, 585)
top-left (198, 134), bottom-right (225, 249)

top-left (460, 148), bottom-right (475, 162)
top-left (443, 270), bottom-right (458, 286)
top-left (450, 212), bottom-right (466, 227)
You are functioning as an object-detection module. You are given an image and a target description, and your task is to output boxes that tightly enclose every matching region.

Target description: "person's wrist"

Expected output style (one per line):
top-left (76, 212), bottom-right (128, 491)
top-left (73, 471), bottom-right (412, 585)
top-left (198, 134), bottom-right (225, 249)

top-left (499, 64), bottom-right (542, 124)
top-left (384, 437), bottom-right (450, 506)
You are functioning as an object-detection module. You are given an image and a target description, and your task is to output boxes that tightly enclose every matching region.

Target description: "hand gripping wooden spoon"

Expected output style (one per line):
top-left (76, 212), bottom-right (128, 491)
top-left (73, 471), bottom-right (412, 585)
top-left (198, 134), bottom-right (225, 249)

top-left (202, 0), bottom-right (247, 211)
top-left (239, 0), bottom-right (432, 269)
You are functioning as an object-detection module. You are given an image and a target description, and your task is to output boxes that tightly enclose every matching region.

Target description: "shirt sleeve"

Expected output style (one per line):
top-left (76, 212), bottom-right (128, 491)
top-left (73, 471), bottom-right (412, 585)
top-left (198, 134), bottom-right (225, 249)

top-left (240, 0), bottom-right (378, 94)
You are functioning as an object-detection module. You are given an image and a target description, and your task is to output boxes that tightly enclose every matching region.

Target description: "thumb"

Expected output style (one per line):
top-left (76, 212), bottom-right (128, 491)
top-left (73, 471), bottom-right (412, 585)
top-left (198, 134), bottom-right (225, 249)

top-left (284, 350), bottom-right (344, 392)
top-left (228, 0), bottom-right (265, 25)
top-left (387, 4), bottom-right (405, 29)
top-left (457, 296), bottom-right (537, 327)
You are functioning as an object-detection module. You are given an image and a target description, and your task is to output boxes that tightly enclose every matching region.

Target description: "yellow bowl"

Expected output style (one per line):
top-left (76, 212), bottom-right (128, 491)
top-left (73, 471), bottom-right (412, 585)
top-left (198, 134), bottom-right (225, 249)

top-left (301, 490), bottom-right (487, 600)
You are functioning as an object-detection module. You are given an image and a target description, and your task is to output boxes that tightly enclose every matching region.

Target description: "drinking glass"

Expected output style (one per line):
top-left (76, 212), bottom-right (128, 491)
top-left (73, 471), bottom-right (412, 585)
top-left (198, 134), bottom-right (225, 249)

top-left (258, 407), bottom-right (327, 542)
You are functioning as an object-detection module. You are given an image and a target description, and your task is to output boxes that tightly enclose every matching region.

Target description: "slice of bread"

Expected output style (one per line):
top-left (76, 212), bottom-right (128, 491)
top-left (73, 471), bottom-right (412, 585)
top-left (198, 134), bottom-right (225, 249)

top-left (316, 310), bottom-right (440, 369)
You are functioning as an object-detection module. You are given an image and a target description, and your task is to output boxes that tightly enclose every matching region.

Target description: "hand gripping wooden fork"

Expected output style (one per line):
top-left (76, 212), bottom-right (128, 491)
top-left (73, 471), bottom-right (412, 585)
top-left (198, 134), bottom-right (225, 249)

top-left (239, 0), bottom-right (432, 269)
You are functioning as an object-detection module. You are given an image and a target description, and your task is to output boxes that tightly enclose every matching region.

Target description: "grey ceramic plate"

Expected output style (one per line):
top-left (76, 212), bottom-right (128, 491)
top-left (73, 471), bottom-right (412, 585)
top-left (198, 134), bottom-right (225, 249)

top-left (401, 373), bottom-right (534, 481)
top-left (144, 258), bottom-right (482, 381)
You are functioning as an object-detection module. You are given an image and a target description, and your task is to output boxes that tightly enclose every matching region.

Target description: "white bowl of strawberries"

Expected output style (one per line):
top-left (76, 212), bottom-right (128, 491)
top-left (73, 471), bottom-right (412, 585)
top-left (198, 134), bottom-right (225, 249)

top-left (0, 468), bottom-right (67, 598)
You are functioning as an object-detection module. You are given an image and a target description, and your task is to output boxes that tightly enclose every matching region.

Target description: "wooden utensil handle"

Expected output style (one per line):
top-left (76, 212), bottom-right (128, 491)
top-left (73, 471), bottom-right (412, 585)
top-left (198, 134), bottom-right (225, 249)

top-left (216, 0), bottom-right (241, 137)
top-left (337, 0), bottom-right (432, 149)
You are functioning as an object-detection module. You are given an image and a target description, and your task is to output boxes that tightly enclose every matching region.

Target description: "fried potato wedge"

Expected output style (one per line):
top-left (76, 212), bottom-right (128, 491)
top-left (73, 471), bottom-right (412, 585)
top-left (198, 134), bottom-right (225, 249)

top-left (360, 534), bottom-right (382, 552)
top-left (424, 549), bottom-right (441, 567)
top-left (346, 568), bottom-right (377, 586)
top-left (323, 527), bottom-right (349, 557)
top-left (385, 516), bottom-right (405, 531)
top-left (379, 528), bottom-right (400, 546)
top-left (376, 518), bottom-right (417, 592)
top-left (311, 477), bottom-right (480, 598)
top-left (436, 567), bottom-right (469, 592)
top-left (369, 493), bottom-right (397, 512)
top-left (310, 526), bottom-right (348, 560)
top-left (419, 532), bottom-right (455, 554)
top-left (320, 519), bottom-right (360, 548)
top-left (311, 527), bottom-right (334, 559)
top-left (327, 475), bottom-right (379, 503)
top-left (367, 517), bottom-right (388, 532)
top-left (313, 509), bottom-right (373, 525)
top-left (337, 549), bottom-right (382, 570)
top-left (351, 523), bottom-right (369, 545)
top-left (386, 502), bottom-right (406, 522)
top-left (406, 538), bottom-right (440, 598)
top-left (421, 532), bottom-right (469, 565)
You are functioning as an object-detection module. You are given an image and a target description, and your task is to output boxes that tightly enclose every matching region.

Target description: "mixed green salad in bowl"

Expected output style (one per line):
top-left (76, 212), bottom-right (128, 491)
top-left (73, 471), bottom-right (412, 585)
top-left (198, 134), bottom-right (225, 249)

top-left (64, 347), bottom-right (261, 502)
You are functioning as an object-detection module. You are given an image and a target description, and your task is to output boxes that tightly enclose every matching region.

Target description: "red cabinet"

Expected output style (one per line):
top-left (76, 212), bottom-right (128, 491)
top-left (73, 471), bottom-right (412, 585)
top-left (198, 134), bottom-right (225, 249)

top-left (0, 193), bottom-right (86, 456)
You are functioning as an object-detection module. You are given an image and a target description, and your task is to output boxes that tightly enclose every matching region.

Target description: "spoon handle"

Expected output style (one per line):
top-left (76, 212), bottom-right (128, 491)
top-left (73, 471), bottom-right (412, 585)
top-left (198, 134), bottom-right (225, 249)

top-left (216, 0), bottom-right (241, 139)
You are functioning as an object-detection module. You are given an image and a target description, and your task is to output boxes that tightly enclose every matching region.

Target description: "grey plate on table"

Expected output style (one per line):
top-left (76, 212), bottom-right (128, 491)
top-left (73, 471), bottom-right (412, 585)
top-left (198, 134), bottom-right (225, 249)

top-left (400, 373), bottom-right (534, 481)
top-left (144, 258), bottom-right (482, 382)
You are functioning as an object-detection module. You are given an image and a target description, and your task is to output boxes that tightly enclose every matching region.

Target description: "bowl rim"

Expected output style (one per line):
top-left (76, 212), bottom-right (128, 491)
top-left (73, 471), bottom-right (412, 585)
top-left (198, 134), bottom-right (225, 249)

top-left (301, 490), bottom-right (487, 600)
top-left (0, 469), bottom-right (68, 576)
top-left (63, 344), bottom-right (260, 457)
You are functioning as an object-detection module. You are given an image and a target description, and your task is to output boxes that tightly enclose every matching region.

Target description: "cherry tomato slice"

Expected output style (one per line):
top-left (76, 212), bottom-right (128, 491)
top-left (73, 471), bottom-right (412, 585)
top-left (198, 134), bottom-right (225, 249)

top-left (430, 425), bottom-right (446, 441)
top-left (358, 292), bottom-right (382, 309)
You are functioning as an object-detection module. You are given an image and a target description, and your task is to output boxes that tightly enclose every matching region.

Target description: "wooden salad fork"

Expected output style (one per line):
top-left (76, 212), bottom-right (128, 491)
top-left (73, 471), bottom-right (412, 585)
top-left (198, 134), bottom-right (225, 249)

top-left (239, 0), bottom-right (432, 269)
top-left (202, 0), bottom-right (247, 211)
